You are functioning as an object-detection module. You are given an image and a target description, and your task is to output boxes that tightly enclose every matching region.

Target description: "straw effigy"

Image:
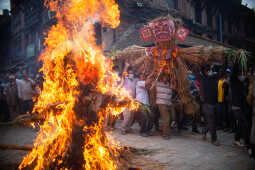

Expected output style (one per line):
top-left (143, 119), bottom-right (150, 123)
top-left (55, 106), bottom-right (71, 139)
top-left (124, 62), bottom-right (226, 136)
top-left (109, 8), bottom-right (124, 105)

top-left (113, 45), bottom-right (231, 115)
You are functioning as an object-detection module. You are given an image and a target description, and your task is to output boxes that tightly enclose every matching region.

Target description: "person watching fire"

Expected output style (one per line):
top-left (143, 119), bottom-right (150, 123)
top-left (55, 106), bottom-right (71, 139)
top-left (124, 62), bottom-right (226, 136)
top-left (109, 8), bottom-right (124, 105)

top-left (120, 62), bottom-right (137, 135)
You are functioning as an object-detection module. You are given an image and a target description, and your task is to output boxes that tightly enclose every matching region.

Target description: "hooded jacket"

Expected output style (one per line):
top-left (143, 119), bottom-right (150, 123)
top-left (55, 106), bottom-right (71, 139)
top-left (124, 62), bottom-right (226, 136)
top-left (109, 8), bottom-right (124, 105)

top-left (202, 75), bottom-right (218, 105)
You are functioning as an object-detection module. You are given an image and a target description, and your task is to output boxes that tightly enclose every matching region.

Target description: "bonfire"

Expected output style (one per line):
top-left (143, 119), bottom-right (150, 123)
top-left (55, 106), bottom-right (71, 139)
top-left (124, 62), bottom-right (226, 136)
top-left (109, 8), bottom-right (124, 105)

top-left (18, 0), bottom-right (138, 169)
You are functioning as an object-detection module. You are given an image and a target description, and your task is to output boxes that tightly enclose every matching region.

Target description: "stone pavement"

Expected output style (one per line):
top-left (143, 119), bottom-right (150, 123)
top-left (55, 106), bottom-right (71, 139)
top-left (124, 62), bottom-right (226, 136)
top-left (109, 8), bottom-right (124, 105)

top-left (0, 121), bottom-right (254, 170)
top-left (110, 121), bottom-right (255, 170)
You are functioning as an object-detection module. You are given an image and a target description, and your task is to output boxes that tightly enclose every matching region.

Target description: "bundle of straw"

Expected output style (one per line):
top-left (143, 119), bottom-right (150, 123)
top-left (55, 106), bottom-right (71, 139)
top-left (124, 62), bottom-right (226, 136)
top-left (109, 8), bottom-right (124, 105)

top-left (180, 46), bottom-right (227, 65)
top-left (115, 45), bottom-right (228, 66)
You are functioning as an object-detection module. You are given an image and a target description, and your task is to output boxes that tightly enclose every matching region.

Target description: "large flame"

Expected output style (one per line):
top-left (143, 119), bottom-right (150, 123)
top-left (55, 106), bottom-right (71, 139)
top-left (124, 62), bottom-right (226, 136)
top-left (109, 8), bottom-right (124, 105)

top-left (19, 0), bottom-right (137, 169)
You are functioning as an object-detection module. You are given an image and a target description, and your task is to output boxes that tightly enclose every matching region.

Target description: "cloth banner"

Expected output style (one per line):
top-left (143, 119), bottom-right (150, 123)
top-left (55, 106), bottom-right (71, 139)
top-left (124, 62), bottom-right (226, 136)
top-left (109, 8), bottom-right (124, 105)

top-left (139, 26), bottom-right (154, 42)
top-left (175, 26), bottom-right (190, 41)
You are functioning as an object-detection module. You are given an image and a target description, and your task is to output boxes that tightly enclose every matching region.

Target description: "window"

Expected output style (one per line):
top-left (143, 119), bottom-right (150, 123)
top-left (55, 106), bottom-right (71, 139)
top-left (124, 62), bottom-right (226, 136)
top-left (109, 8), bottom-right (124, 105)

top-left (136, 0), bottom-right (143, 7)
top-left (207, 10), bottom-right (213, 27)
top-left (168, 0), bottom-right (177, 9)
top-left (195, 4), bottom-right (202, 24)
top-left (228, 21), bottom-right (232, 34)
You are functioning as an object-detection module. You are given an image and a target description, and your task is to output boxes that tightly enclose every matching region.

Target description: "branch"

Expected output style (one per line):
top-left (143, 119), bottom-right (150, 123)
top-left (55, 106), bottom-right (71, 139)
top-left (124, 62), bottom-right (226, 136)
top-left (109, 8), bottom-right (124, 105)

top-left (0, 114), bottom-right (44, 127)
top-left (0, 144), bottom-right (33, 151)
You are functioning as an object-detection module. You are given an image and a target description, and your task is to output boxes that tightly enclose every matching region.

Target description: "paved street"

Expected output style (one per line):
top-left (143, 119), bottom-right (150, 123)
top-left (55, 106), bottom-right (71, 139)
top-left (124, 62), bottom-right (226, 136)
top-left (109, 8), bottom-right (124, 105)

top-left (0, 121), bottom-right (254, 170)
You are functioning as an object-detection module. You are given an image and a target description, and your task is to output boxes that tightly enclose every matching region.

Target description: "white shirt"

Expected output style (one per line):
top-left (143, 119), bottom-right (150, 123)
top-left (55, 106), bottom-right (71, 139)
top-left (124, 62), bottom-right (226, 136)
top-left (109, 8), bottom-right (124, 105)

top-left (136, 80), bottom-right (150, 105)
top-left (122, 77), bottom-right (136, 98)
top-left (16, 78), bottom-right (35, 101)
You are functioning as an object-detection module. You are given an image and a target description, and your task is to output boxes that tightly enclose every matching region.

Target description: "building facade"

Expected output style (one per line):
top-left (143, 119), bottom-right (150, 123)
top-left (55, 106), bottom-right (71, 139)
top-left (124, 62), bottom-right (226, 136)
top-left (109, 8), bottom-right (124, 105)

top-left (9, 0), bottom-right (255, 73)
top-left (10, 0), bottom-right (55, 74)
top-left (102, 0), bottom-right (255, 53)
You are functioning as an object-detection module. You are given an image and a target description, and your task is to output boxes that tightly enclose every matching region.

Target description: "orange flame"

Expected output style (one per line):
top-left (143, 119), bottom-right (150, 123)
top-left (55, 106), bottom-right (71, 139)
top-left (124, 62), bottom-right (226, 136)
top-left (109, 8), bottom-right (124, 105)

top-left (19, 0), bottom-right (137, 169)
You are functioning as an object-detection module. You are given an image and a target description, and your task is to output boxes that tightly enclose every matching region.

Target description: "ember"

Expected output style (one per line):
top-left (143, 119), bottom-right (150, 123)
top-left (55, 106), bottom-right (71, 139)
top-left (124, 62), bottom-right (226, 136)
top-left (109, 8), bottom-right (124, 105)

top-left (18, 0), bottom-right (137, 169)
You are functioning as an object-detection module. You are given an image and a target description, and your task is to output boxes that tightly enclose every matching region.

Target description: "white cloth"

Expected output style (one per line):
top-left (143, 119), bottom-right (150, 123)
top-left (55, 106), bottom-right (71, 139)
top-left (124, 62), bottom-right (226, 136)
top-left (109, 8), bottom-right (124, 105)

top-left (136, 80), bottom-right (150, 105)
top-left (16, 78), bottom-right (35, 101)
top-left (156, 82), bottom-right (172, 106)
top-left (122, 77), bottom-right (136, 98)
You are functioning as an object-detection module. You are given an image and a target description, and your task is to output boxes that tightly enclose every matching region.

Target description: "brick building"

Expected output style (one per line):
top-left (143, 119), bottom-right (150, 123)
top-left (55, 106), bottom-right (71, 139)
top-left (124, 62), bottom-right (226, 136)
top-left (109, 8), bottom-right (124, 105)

top-left (101, 0), bottom-right (255, 54)
top-left (10, 0), bottom-right (55, 74)
top-left (9, 0), bottom-right (255, 73)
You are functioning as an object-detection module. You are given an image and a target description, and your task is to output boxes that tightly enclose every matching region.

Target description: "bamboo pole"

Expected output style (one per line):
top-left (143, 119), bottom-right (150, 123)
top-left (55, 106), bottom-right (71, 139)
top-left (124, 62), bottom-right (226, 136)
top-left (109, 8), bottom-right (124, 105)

top-left (0, 102), bottom-right (66, 127)
top-left (114, 45), bottom-right (228, 66)
top-left (0, 144), bottom-right (33, 151)
top-left (0, 114), bottom-right (44, 127)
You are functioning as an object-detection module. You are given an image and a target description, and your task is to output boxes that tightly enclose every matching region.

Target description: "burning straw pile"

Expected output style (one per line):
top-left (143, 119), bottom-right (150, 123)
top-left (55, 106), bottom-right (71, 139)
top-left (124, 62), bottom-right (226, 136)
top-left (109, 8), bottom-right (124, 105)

top-left (18, 0), bottom-right (138, 170)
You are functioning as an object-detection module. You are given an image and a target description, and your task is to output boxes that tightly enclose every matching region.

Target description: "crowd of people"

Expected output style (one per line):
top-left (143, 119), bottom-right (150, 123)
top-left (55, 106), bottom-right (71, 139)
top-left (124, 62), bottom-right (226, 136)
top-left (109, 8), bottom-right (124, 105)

top-left (0, 71), bottom-right (43, 121)
top-left (105, 62), bottom-right (255, 158)
top-left (0, 61), bottom-right (255, 158)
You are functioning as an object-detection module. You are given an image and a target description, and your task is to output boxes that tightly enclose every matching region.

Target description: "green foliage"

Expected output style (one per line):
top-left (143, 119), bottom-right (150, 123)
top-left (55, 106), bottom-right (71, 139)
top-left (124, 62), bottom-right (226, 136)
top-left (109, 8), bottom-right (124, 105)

top-left (224, 49), bottom-right (250, 72)
top-left (224, 49), bottom-right (238, 62)
top-left (138, 102), bottom-right (153, 119)
top-left (239, 50), bottom-right (249, 73)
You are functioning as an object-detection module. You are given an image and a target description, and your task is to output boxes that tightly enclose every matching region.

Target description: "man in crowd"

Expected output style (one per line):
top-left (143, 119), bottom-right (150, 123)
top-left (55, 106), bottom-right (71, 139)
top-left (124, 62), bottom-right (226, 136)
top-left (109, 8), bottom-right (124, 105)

top-left (135, 73), bottom-right (153, 137)
top-left (121, 63), bottom-right (137, 135)
top-left (201, 66), bottom-right (220, 146)
top-left (16, 71), bottom-right (36, 114)
top-left (224, 68), bottom-right (236, 132)
top-left (0, 74), bottom-right (10, 121)
top-left (6, 75), bottom-right (20, 120)
top-left (248, 75), bottom-right (255, 157)
top-left (231, 63), bottom-right (250, 147)
top-left (104, 66), bottom-right (120, 131)
top-left (173, 90), bottom-right (186, 132)
top-left (216, 71), bottom-right (229, 130)
top-left (188, 73), bottom-right (200, 133)
top-left (155, 74), bottom-right (175, 139)
top-left (146, 73), bottom-right (161, 132)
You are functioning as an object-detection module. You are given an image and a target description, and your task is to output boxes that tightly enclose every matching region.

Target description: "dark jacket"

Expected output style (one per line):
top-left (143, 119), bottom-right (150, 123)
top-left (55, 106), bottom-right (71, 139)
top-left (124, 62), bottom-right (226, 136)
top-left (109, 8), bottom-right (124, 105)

top-left (223, 82), bottom-right (229, 100)
top-left (196, 73), bottom-right (205, 102)
top-left (202, 75), bottom-right (218, 105)
top-left (230, 63), bottom-right (246, 108)
top-left (6, 83), bottom-right (19, 106)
